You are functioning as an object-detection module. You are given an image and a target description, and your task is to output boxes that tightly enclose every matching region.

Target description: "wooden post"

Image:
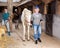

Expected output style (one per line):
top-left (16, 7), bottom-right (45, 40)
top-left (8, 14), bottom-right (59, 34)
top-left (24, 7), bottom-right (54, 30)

top-left (7, 0), bottom-right (13, 15)
top-left (7, 0), bottom-right (13, 32)
top-left (56, 1), bottom-right (60, 15)
top-left (44, 4), bottom-right (47, 14)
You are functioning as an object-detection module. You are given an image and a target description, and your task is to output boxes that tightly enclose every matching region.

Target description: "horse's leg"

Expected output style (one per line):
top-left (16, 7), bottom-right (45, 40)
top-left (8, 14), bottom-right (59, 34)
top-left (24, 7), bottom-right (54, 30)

top-left (23, 23), bottom-right (26, 41)
top-left (27, 25), bottom-right (30, 40)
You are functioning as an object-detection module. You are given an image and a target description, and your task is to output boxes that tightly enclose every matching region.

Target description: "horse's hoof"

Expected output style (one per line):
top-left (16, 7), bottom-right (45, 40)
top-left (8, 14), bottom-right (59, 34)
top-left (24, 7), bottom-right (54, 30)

top-left (27, 39), bottom-right (30, 41)
top-left (23, 40), bottom-right (25, 42)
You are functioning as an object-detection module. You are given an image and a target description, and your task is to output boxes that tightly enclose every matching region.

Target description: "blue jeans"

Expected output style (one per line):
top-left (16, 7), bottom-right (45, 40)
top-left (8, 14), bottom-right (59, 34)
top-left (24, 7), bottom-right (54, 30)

top-left (2, 20), bottom-right (10, 32)
top-left (33, 24), bottom-right (41, 40)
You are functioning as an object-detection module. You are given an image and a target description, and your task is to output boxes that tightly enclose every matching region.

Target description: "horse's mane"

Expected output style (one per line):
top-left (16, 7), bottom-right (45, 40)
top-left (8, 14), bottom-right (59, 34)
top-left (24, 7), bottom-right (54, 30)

top-left (23, 8), bottom-right (31, 14)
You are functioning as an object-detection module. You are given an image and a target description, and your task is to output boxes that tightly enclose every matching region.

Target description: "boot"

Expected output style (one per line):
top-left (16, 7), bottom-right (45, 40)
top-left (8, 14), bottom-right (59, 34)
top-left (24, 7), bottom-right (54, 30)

top-left (35, 40), bottom-right (38, 44)
top-left (8, 32), bottom-right (11, 36)
top-left (38, 38), bottom-right (41, 42)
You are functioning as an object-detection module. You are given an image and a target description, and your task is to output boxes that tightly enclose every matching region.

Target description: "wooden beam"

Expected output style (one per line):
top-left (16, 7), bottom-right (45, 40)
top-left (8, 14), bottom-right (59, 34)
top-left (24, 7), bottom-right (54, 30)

top-left (16, 0), bottom-right (31, 6)
top-left (0, 3), bottom-right (8, 6)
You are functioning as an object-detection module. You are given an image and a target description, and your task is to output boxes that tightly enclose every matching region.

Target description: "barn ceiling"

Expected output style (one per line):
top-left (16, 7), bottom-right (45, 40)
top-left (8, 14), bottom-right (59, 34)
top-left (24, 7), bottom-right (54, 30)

top-left (0, 0), bottom-right (58, 6)
top-left (0, 0), bottom-right (21, 2)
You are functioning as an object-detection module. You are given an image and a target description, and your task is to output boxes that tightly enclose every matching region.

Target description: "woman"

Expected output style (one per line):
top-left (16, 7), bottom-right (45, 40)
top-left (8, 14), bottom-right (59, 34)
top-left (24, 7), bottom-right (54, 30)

top-left (32, 6), bottom-right (43, 44)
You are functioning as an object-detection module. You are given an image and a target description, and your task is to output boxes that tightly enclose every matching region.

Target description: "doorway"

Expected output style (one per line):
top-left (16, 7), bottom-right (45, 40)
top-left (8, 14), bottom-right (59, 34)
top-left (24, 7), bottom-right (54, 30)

top-left (45, 0), bottom-right (56, 36)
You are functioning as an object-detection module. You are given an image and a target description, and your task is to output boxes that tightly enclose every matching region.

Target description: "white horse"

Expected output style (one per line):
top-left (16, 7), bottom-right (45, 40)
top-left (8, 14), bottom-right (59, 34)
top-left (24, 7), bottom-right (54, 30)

top-left (21, 8), bottom-right (31, 41)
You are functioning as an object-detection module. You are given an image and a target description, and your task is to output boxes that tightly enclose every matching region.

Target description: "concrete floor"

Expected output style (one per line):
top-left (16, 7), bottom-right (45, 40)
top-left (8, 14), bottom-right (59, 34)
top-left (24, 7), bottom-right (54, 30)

top-left (0, 24), bottom-right (60, 48)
